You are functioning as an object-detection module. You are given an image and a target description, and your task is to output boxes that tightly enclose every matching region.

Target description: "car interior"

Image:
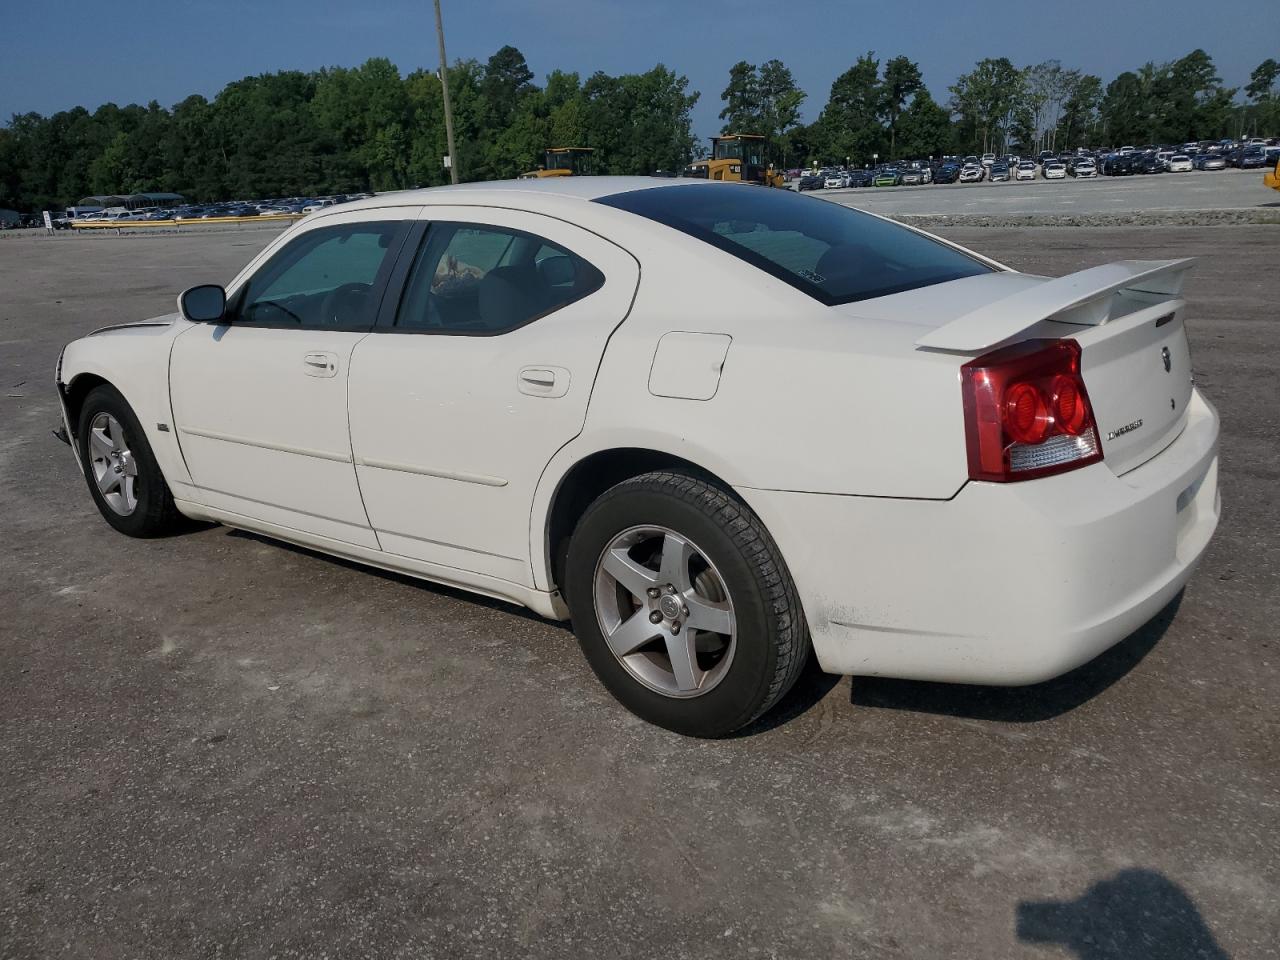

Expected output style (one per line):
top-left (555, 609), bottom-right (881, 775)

top-left (394, 224), bottom-right (603, 334)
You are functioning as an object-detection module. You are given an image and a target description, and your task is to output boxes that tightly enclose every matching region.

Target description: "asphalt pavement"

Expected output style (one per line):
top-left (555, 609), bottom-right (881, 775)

top-left (1, 226), bottom-right (1276, 959)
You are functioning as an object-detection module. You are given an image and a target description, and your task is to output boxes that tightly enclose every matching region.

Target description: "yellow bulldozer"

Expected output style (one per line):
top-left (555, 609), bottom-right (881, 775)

top-left (683, 134), bottom-right (784, 187)
top-left (520, 147), bottom-right (594, 179)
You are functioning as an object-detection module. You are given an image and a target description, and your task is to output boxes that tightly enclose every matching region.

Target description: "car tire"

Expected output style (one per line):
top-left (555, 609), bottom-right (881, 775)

top-left (77, 384), bottom-right (184, 538)
top-left (565, 471), bottom-right (810, 738)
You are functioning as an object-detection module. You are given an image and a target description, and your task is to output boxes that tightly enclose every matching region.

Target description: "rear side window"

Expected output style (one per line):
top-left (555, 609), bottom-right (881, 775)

top-left (596, 183), bottom-right (991, 305)
top-left (392, 223), bottom-right (604, 334)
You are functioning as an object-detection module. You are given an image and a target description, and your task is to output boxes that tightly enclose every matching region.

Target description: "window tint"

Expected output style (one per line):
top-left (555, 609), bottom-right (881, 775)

top-left (236, 221), bottom-right (403, 329)
top-left (595, 183), bottom-right (991, 305)
top-left (392, 223), bottom-right (604, 334)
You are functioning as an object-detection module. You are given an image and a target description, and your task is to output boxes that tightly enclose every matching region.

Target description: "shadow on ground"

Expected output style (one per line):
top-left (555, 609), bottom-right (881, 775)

top-left (227, 528), bottom-right (1183, 730)
top-left (732, 652), bottom-right (843, 736)
top-left (228, 528), bottom-right (845, 736)
top-left (225, 527), bottom-right (558, 626)
top-left (1017, 869), bottom-right (1230, 959)
top-left (848, 592), bottom-right (1182, 723)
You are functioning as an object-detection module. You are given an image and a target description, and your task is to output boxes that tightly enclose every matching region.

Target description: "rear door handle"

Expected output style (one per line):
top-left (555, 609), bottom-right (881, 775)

top-left (518, 366), bottom-right (570, 398)
top-left (303, 352), bottom-right (339, 378)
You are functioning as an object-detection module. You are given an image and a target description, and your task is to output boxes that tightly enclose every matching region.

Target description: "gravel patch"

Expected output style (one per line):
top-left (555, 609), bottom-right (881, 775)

top-left (896, 208), bottom-right (1280, 228)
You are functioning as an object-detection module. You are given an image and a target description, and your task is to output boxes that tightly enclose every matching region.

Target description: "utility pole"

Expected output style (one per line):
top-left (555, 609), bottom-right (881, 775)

top-left (433, 0), bottom-right (459, 185)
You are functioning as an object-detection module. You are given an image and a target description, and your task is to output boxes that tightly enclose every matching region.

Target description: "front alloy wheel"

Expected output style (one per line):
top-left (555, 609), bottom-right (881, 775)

top-left (87, 412), bottom-right (138, 516)
top-left (77, 384), bottom-right (184, 537)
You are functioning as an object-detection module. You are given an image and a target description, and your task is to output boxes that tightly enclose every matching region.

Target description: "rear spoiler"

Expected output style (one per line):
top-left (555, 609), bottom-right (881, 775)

top-left (916, 258), bottom-right (1196, 353)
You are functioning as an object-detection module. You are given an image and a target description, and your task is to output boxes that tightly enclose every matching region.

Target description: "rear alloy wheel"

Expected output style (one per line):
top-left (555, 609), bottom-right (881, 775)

top-left (593, 524), bottom-right (738, 699)
top-left (566, 471), bottom-right (810, 737)
top-left (77, 384), bottom-right (183, 537)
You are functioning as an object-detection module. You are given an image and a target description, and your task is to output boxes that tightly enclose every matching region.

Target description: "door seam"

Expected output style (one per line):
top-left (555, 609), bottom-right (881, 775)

top-left (345, 331), bottom-right (383, 550)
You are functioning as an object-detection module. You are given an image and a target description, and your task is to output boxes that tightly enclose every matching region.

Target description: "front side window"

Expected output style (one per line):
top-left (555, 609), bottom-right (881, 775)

top-left (391, 223), bottom-right (604, 334)
top-left (235, 221), bottom-right (404, 329)
top-left (595, 184), bottom-right (991, 306)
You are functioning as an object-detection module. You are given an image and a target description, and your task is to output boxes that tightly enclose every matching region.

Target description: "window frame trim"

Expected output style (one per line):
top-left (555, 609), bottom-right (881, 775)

top-left (371, 219), bottom-right (607, 338)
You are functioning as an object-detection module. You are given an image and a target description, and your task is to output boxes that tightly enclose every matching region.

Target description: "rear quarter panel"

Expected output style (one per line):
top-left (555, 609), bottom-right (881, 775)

top-left (529, 228), bottom-right (976, 588)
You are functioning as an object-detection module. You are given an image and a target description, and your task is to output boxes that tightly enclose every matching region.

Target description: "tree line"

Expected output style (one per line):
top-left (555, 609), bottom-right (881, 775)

top-left (725, 49), bottom-right (1277, 168)
top-left (1, 45), bottom-right (1276, 210)
top-left (0, 47), bottom-right (698, 211)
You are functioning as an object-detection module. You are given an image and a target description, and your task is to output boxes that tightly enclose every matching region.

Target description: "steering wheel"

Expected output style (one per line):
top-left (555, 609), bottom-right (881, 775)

top-left (250, 298), bottom-right (304, 325)
top-left (318, 282), bottom-right (371, 327)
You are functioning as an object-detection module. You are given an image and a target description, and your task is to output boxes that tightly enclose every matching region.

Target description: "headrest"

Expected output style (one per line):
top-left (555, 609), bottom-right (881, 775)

top-left (478, 265), bottom-right (542, 330)
top-left (815, 244), bottom-right (869, 281)
top-left (537, 255), bottom-right (576, 287)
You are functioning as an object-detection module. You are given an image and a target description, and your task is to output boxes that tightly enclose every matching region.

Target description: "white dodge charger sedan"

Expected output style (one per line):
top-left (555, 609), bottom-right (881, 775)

top-left (56, 178), bottom-right (1220, 737)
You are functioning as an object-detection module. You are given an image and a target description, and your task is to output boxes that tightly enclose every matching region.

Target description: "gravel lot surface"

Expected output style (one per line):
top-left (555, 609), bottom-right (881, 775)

top-left (1, 226), bottom-right (1276, 959)
top-left (814, 167), bottom-right (1279, 222)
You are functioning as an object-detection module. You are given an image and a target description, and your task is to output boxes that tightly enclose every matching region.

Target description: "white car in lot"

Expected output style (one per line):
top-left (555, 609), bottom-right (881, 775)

top-left (1072, 159), bottom-right (1097, 178)
top-left (55, 179), bottom-right (1221, 736)
top-left (824, 172), bottom-right (847, 189)
top-left (1015, 161), bottom-right (1037, 181)
top-left (1043, 161), bottom-right (1068, 179)
top-left (1168, 155), bottom-right (1193, 173)
top-left (959, 164), bottom-right (984, 183)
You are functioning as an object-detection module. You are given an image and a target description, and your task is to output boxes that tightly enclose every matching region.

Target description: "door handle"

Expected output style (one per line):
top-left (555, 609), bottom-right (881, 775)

top-left (303, 352), bottom-right (339, 378)
top-left (518, 366), bottom-right (570, 398)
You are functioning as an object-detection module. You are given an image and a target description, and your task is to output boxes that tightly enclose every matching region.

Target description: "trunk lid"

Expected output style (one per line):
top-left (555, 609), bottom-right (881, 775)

top-left (907, 259), bottom-right (1197, 476)
top-left (1062, 297), bottom-right (1193, 475)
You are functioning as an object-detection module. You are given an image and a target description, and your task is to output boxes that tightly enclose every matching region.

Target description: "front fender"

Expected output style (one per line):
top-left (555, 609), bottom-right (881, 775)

top-left (58, 317), bottom-right (193, 489)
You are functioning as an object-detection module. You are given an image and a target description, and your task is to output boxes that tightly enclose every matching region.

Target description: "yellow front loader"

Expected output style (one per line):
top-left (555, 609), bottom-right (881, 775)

top-left (520, 147), bottom-right (594, 179)
top-left (683, 134), bottom-right (784, 187)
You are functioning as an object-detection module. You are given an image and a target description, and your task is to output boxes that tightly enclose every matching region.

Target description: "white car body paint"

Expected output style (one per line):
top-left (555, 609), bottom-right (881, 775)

top-left (57, 177), bottom-right (1221, 684)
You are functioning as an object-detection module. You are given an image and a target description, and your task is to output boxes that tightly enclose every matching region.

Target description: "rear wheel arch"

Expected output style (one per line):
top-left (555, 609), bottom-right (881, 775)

top-left (543, 447), bottom-right (742, 604)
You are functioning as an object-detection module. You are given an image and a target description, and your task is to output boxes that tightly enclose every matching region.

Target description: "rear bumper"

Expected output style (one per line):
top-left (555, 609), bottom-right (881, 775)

top-left (743, 388), bottom-right (1220, 684)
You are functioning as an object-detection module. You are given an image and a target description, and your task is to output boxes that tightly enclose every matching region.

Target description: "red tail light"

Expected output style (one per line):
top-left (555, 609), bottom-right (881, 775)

top-left (961, 339), bottom-right (1103, 482)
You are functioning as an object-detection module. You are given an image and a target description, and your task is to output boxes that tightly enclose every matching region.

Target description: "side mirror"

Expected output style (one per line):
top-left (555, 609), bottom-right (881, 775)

top-left (178, 284), bottom-right (227, 323)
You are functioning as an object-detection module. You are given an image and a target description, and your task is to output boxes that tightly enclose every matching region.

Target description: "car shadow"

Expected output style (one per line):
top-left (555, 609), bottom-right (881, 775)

top-left (224, 528), bottom-right (559, 628)
top-left (1017, 868), bottom-right (1230, 959)
top-left (223, 528), bottom-right (1179, 730)
top-left (729, 652), bottom-right (843, 737)
top-left (847, 592), bottom-right (1182, 723)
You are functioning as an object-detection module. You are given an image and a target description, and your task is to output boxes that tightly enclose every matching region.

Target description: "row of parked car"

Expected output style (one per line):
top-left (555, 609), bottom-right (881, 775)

top-left (57, 194), bottom-right (372, 228)
top-left (789, 136), bottom-right (1280, 191)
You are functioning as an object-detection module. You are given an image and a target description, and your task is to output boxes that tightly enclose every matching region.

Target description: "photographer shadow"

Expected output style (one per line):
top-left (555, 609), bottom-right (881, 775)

top-left (1017, 869), bottom-right (1230, 959)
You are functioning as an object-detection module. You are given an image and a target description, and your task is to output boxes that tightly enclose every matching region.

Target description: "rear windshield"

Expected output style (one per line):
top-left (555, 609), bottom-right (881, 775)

top-left (596, 183), bottom-right (991, 305)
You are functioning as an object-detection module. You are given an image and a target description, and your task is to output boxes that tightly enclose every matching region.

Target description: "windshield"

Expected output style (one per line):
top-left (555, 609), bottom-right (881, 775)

top-left (596, 183), bottom-right (992, 306)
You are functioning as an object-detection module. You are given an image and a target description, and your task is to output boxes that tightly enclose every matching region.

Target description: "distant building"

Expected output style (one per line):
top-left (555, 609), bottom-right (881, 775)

top-left (76, 192), bottom-right (185, 210)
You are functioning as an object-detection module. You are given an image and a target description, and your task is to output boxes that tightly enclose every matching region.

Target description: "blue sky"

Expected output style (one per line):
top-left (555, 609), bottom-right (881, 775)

top-left (1, 0), bottom-right (1269, 140)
